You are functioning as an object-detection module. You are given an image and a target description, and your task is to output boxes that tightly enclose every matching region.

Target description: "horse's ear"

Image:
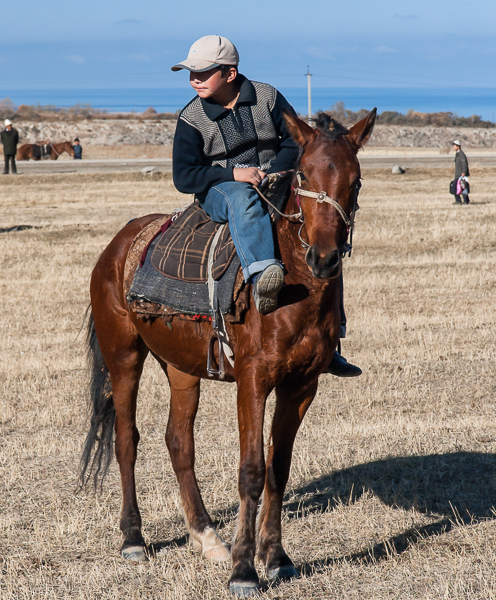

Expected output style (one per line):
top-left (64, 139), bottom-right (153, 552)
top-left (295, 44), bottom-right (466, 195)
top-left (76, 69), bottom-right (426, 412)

top-left (347, 107), bottom-right (377, 150)
top-left (283, 110), bottom-right (317, 147)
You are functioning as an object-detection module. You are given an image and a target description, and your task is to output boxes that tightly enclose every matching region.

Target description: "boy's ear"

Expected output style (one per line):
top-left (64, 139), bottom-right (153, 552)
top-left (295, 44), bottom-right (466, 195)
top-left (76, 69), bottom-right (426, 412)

top-left (283, 110), bottom-right (316, 147)
top-left (226, 67), bottom-right (238, 83)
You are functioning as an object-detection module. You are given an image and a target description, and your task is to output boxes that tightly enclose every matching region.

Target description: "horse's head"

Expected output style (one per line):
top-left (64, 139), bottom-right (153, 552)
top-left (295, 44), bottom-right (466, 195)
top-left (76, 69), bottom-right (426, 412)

top-left (283, 108), bottom-right (376, 279)
top-left (66, 141), bottom-right (75, 156)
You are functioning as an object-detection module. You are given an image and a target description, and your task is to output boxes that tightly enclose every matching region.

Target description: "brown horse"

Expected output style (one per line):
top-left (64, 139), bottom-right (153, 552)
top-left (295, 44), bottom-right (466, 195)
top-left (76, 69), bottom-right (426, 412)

top-left (80, 109), bottom-right (376, 596)
top-left (17, 141), bottom-right (74, 160)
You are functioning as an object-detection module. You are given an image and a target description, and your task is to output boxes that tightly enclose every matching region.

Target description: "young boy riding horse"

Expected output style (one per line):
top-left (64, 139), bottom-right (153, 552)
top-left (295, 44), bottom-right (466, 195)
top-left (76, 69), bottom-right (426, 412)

top-left (172, 35), bottom-right (360, 377)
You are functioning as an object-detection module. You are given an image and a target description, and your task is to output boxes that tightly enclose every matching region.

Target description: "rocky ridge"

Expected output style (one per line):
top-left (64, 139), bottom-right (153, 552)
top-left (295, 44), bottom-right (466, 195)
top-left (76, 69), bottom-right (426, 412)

top-left (9, 119), bottom-right (496, 149)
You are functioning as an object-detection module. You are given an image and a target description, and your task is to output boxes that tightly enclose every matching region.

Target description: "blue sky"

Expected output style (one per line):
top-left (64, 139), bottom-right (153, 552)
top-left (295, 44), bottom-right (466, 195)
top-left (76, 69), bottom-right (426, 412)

top-left (1, 0), bottom-right (495, 91)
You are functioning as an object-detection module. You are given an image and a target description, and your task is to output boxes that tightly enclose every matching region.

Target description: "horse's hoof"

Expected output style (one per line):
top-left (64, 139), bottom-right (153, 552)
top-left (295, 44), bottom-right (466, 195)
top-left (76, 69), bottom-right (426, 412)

top-left (229, 581), bottom-right (260, 597)
top-left (121, 545), bottom-right (148, 562)
top-left (190, 526), bottom-right (231, 562)
top-left (267, 564), bottom-right (298, 581)
top-left (204, 542), bottom-right (231, 562)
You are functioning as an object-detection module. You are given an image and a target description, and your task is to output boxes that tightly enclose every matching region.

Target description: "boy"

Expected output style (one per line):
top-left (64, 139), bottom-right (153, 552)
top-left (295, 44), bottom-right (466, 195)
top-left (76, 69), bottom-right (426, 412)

top-left (171, 35), bottom-right (360, 375)
top-left (171, 34), bottom-right (296, 315)
top-left (73, 138), bottom-right (83, 160)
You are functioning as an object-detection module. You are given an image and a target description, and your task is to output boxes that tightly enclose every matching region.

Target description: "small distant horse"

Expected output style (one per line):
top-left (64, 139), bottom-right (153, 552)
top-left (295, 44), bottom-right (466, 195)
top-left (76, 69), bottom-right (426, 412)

top-left (80, 109), bottom-right (376, 596)
top-left (17, 141), bottom-right (74, 160)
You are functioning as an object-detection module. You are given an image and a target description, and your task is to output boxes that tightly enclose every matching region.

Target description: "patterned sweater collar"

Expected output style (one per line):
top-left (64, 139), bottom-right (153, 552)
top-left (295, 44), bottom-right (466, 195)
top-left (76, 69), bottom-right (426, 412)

top-left (200, 75), bottom-right (256, 121)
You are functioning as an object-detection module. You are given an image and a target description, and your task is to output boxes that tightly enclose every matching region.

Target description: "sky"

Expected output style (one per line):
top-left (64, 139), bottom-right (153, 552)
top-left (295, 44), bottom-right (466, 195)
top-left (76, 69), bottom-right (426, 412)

top-left (1, 0), bottom-right (496, 92)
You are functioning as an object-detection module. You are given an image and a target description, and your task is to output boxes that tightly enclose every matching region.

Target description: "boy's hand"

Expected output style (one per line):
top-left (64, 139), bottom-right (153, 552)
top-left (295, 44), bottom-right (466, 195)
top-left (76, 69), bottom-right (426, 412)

top-left (233, 167), bottom-right (266, 187)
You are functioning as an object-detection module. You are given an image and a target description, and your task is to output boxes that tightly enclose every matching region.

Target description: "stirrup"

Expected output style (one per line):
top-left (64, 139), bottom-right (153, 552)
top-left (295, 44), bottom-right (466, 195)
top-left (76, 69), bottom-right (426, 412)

top-left (207, 335), bottom-right (226, 380)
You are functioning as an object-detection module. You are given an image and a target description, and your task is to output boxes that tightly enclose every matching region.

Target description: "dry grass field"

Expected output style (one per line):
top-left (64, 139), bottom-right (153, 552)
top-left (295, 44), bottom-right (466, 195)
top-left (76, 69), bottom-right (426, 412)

top-left (1, 164), bottom-right (496, 599)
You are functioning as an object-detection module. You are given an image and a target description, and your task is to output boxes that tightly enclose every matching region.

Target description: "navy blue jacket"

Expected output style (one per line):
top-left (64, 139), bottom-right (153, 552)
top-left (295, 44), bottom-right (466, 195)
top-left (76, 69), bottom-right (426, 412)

top-left (173, 76), bottom-right (298, 200)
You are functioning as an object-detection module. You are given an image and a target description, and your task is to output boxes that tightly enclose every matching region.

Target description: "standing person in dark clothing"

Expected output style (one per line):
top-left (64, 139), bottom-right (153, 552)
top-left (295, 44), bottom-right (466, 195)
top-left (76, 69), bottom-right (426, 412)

top-left (1, 119), bottom-right (19, 174)
top-left (73, 138), bottom-right (83, 159)
top-left (452, 139), bottom-right (470, 205)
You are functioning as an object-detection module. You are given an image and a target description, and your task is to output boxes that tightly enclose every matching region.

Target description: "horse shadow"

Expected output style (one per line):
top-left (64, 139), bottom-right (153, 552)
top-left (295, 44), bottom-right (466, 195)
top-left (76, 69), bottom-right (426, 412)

top-left (285, 451), bottom-right (496, 574)
top-left (150, 451), bottom-right (496, 576)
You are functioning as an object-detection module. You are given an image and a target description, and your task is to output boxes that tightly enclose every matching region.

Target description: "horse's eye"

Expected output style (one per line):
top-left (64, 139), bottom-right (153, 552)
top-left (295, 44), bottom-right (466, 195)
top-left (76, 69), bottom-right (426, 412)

top-left (299, 172), bottom-right (307, 181)
top-left (356, 181), bottom-right (362, 191)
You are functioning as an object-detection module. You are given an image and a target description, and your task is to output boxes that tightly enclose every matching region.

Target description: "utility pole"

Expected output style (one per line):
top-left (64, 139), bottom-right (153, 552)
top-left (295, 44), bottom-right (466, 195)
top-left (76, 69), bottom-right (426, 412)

top-left (306, 66), bottom-right (312, 123)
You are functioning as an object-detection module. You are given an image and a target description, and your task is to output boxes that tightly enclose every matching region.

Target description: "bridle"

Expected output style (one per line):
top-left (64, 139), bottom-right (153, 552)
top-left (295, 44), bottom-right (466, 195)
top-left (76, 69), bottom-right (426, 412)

top-left (293, 171), bottom-right (360, 256)
top-left (255, 170), bottom-right (361, 258)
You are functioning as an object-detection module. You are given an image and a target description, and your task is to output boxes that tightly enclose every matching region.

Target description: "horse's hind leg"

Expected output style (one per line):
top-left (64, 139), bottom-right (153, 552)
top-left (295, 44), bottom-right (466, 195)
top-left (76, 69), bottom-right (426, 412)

top-left (93, 307), bottom-right (149, 561)
top-left (163, 363), bottom-right (230, 562)
top-left (257, 379), bottom-right (318, 581)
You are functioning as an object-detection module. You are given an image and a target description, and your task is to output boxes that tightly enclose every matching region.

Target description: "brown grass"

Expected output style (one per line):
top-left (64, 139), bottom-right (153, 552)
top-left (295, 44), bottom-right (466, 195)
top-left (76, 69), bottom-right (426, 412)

top-left (1, 166), bottom-right (496, 599)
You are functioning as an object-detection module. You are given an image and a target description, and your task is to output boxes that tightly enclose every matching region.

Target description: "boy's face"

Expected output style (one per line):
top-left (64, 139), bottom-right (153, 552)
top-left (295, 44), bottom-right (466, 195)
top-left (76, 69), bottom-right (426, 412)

top-left (189, 67), bottom-right (235, 101)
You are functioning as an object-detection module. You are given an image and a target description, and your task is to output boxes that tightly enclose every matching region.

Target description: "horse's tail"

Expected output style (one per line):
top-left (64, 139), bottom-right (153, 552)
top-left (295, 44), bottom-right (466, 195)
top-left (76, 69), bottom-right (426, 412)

top-left (78, 308), bottom-right (116, 491)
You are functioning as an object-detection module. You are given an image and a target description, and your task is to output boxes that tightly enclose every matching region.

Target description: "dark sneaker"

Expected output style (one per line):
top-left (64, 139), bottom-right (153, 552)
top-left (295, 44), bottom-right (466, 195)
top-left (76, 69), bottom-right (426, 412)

top-left (252, 264), bottom-right (284, 314)
top-left (323, 351), bottom-right (362, 377)
top-left (453, 200), bottom-right (462, 205)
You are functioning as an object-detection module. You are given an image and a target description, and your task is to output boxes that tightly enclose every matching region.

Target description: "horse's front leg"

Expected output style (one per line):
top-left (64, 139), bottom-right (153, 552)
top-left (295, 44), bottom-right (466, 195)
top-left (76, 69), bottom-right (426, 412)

top-left (229, 371), bottom-right (269, 597)
top-left (164, 363), bottom-right (229, 562)
top-left (257, 378), bottom-right (318, 580)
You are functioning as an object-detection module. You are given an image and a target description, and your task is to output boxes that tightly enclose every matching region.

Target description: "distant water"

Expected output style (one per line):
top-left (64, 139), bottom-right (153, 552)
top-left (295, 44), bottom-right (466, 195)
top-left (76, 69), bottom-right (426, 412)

top-left (3, 87), bottom-right (496, 122)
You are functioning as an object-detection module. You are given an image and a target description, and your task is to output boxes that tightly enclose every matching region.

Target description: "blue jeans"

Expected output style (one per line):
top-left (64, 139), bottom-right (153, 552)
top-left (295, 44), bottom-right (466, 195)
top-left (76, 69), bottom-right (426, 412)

top-left (201, 181), bottom-right (280, 282)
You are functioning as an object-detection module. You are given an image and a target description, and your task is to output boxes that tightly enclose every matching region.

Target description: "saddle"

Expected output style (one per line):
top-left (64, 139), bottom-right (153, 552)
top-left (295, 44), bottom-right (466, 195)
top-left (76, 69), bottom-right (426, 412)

top-left (32, 142), bottom-right (51, 160)
top-left (151, 202), bottom-right (236, 282)
top-left (124, 205), bottom-right (248, 323)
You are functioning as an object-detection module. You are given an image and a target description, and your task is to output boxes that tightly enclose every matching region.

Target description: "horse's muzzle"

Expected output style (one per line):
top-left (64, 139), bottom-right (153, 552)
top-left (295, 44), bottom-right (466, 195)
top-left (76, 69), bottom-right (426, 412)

top-left (306, 246), bottom-right (341, 279)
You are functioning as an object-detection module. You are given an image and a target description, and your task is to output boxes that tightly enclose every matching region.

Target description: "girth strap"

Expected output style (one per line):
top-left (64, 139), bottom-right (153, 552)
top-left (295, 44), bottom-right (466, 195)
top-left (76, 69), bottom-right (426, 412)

top-left (207, 224), bottom-right (234, 378)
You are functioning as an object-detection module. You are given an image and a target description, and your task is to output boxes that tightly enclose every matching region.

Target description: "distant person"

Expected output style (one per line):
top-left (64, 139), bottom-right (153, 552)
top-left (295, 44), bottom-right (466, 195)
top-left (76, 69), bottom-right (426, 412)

top-left (171, 34), bottom-right (361, 376)
top-left (73, 138), bottom-right (83, 160)
top-left (1, 119), bottom-right (19, 175)
top-left (452, 139), bottom-right (470, 205)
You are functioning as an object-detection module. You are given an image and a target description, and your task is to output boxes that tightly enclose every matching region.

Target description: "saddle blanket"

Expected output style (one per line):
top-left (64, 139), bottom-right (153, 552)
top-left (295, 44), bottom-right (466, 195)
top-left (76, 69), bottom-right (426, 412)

top-left (32, 144), bottom-right (51, 160)
top-left (125, 215), bottom-right (246, 319)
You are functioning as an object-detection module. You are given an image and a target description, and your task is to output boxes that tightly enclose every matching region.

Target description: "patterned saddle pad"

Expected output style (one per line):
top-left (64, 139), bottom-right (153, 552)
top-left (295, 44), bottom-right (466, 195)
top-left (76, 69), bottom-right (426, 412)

top-left (125, 212), bottom-right (246, 319)
top-left (151, 203), bottom-right (236, 282)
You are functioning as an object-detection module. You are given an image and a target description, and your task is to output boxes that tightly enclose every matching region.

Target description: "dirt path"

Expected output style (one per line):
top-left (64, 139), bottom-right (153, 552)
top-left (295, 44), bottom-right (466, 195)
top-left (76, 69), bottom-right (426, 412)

top-left (8, 152), bottom-right (496, 175)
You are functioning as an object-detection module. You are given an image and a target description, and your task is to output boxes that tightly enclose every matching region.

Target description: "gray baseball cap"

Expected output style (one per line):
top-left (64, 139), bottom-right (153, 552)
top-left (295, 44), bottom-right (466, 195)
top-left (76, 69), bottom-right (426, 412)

top-left (171, 35), bottom-right (239, 72)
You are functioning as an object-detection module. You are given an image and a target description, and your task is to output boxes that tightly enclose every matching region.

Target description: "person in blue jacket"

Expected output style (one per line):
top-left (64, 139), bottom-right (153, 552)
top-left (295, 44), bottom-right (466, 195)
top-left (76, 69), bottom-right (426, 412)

top-left (73, 138), bottom-right (82, 160)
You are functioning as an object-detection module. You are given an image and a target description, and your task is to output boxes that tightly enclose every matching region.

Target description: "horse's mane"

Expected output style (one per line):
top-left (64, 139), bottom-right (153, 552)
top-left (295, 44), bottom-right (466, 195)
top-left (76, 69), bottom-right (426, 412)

top-left (313, 112), bottom-right (349, 140)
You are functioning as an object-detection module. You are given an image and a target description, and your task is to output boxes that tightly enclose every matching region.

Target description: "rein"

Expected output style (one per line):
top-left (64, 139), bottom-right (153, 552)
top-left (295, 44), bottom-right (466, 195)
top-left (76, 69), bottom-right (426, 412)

top-left (255, 170), bottom-right (358, 257)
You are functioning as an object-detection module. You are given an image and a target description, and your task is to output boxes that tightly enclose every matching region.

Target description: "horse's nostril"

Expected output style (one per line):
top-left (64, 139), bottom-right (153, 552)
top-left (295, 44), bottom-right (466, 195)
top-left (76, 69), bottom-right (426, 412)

top-left (306, 246), bottom-right (341, 278)
top-left (306, 246), bottom-right (317, 266)
top-left (328, 250), bottom-right (340, 268)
